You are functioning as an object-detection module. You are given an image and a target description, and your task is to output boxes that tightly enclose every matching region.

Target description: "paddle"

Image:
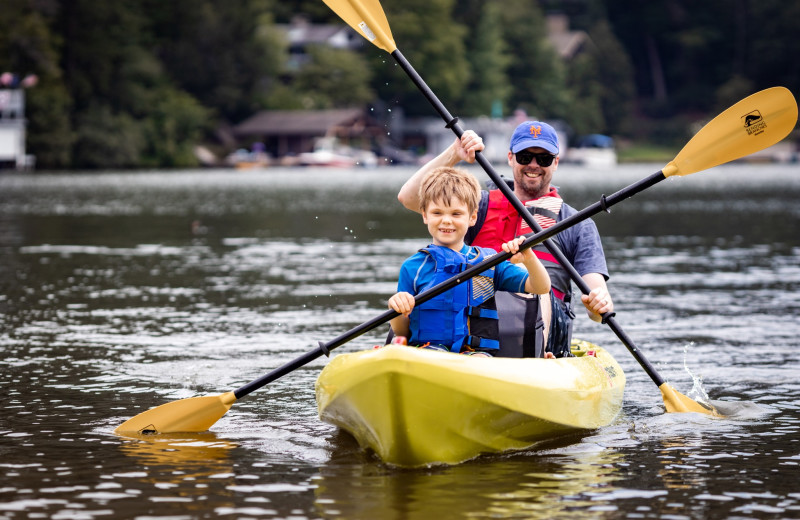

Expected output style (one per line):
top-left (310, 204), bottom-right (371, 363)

top-left (115, 84), bottom-right (796, 434)
top-left (115, 11), bottom-right (796, 435)
top-left (113, 213), bottom-right (599, 434)
top-left (321, 0), bottom-right (798, 414)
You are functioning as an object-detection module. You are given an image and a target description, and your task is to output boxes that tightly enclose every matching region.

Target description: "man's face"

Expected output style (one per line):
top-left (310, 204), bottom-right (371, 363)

top-left (508, 147), bottom-right (559, 200)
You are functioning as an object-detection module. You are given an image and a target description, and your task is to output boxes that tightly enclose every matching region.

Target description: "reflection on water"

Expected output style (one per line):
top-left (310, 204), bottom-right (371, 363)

top-left (116, 432), bottom-right (240, 513)
top-left (1, 164), bottom-right (800, 518)
top-left (315, 434), bottom-right (628, 520)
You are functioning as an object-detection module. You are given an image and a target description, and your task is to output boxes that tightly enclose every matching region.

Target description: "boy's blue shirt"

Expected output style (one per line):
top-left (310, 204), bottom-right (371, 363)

top-left (397, 243), bottom-right (529, 296)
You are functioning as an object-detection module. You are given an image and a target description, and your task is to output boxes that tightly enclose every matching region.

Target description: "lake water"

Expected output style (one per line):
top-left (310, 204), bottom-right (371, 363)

top-left (1, 163), bottom-right (799, 519)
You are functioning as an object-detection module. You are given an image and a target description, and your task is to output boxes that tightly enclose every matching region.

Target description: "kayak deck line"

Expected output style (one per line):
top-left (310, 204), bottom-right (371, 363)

top-left (316, 340), bottom-right (625, 467)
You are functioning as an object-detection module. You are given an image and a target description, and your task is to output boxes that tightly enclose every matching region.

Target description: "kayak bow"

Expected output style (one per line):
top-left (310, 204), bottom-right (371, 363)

top-left (316, 340), bottom-right (624, 467)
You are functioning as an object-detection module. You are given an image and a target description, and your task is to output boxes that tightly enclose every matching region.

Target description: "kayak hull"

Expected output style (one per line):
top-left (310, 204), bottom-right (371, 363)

top-left (315, 341), bottom-right (625, 467)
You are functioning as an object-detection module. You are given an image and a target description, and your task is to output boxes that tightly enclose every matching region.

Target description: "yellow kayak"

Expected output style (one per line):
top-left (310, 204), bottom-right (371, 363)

top-left (315, 340), bottom-right (625, 467)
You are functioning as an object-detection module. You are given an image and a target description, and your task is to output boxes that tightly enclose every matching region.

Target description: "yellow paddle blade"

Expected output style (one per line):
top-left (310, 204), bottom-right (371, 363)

top-left (322, 0), bottom-right (396, 53)
top-left (114, 392), bottom-right (237, 434)
top-left (663, 86), bottom-right (798, 177)
top-left (659, 383), bottom-right (718, 416)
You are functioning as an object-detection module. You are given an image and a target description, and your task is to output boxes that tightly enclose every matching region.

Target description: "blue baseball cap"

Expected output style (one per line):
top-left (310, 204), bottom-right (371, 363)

top-left (510, 121), bottom-right (559, 155)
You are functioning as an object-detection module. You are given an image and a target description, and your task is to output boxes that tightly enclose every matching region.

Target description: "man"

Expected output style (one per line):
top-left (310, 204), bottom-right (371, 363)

top-left (397, 121), bottom-right (613, 357)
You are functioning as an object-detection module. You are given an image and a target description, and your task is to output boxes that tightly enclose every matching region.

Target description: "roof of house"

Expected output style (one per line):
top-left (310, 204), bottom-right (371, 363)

top-left (276, 16), bottom-right (363, 50)
top-left (546, 14), bottom-right (589, 59)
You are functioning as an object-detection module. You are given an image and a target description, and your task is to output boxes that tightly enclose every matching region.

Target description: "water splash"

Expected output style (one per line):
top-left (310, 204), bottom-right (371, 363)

top-left (682, 342), bottom-right (712, 406)
top-left (680, 343), bottom-right (774, 419)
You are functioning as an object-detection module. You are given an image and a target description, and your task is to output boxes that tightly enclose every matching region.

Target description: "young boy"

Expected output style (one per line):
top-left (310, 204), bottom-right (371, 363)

top-left (388, 166), bottom-right (551, 356)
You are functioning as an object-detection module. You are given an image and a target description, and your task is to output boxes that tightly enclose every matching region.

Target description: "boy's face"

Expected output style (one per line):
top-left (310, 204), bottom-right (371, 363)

top-left (422, 197), bottom-right (478, 250)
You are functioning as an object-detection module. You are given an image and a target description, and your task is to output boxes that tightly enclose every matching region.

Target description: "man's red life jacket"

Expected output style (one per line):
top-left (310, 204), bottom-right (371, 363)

top-left (470, 188), bottom-right (571, 301)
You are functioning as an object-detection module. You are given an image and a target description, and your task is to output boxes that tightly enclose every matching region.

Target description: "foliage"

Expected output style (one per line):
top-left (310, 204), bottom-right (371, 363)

top-left (140, 89), bottom-right (211, 168)
top-left (25, 81), bottom-right (73, 168)
top-left (148, 0), bottom-right (284, 123)
top-left (292, 45), bottom-right (374, 109)
top-left (72, 105), bottom-right (144, 169)
top-left (496, 0), bottom-right (571, 120)
top-left (585, 20), bottom-right (635, 135)
top-left (461, 2), bottom-right (513, 118)
top-left (1, 0), bottom-right (797, 168)
top-left (372, 0), bottom-right (470, 116)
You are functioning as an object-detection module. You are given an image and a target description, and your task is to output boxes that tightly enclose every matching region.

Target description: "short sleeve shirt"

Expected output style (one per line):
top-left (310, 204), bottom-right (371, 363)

top-left (465, 189), bottom-right (609, 280)
top-left (397, 244), bottom-right (530, 295)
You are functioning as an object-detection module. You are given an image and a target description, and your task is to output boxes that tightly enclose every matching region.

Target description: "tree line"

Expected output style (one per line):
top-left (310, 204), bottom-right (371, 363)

top-left (2, 0), bottom-right (797, 169)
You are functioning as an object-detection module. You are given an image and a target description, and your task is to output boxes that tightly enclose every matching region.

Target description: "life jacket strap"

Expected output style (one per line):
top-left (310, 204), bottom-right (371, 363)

top-left (464, 335), bottom-right (500, 351)
top-left (467, 306), bottom-right (498, 319)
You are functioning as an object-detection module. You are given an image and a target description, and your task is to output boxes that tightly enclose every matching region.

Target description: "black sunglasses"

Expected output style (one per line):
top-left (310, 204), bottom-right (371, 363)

top-left (515, 151), bottom-right (556, 167)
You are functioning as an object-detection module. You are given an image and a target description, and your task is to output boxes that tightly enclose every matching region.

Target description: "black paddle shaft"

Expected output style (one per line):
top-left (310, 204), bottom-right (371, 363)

top-left (232, 168), bottom-right (668, 400)
top-left (390, 48), bottom-right (668, 387)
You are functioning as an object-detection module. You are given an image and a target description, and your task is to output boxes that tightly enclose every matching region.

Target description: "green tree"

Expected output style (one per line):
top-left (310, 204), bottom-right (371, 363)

top-left (26, 82), bottom-right (74, 168)
top-left (72, 105), bottom-right (144, 169)
top-left (148, 0), bottom-right (285, 123)
top-left (370, 0), bottom-right (470, 116)
top-left (742, 0), bottom-right (800, 104)
top-left (585, 19), bottom-right (635, 135)
top-left (270, 0), bottom-right (342, 23)
top-left (140, 88), bottom-right (211, 167)
top-left (292, 45), bottom-right (374, 109)
top-left (563, 51), bottom-right (605, 136)
top-left (462, 2), bottom-right (512, 117)
top-left (57, 1), bottom-right (213, 168)
top-left (497, 0), bottom-right (570, 120)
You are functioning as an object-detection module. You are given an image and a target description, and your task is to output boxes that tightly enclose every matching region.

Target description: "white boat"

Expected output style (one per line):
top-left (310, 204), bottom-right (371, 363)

top-left (564, 134), bottom-right (618, 167)
top-left (298, 137), bottom-right (377, 168)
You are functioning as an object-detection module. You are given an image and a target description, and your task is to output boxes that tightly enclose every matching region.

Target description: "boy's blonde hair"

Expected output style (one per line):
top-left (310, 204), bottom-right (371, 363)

top-left (418, 166), bottom-right (481, 214)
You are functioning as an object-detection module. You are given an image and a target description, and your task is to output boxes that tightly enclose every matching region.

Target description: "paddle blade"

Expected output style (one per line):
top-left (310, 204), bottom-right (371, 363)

top-left (659, 383), bottom-right (717, 416)
top-left (663, 86), bottom-right (798, 177)
top-left (114, 392), bottom-right (237, 434)
top-left (322, 0), bottom-right (396, 53)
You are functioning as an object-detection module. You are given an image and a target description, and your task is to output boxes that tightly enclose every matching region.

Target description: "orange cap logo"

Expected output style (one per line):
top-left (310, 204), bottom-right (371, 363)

top-left (529, 125), bottom-right (542, 138)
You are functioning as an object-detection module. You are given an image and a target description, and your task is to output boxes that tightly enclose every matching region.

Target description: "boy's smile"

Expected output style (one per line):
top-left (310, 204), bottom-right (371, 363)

top-left (422, 197), bottom-right (478, 250)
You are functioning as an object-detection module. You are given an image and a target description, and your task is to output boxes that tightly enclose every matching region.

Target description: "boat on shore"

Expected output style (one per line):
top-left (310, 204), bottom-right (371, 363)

top-left (563, 134), bottom-right (618, 167)
top-left (297, 136), bottom-right (378, 168)
top-left (316, 340), bottom-right (625, 467)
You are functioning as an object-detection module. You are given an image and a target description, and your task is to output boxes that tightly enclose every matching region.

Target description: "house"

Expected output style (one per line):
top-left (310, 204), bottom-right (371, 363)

top-left (277, 16), bottom-right (364, 71)
top-left (545, 14), bottom-right (590, 60)
top-left (232, 107), bottom-right (384, 159)
top-left (0, 88), bottom-right (31, 170)
top-left (226, 16), bottom-right (584, 166)
top-left (398, 116), bottom-right (516, 164)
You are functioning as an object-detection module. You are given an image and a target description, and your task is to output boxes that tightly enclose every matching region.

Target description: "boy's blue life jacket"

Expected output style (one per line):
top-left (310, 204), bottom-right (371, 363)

top-left (408, 245), bottom-right (500, 353)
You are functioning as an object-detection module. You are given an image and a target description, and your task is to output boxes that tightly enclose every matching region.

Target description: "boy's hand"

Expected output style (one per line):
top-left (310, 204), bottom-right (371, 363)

top-left (389, 292), bottom-right (415, 316)
top-left (501, 236), bottom-right (533, 264)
